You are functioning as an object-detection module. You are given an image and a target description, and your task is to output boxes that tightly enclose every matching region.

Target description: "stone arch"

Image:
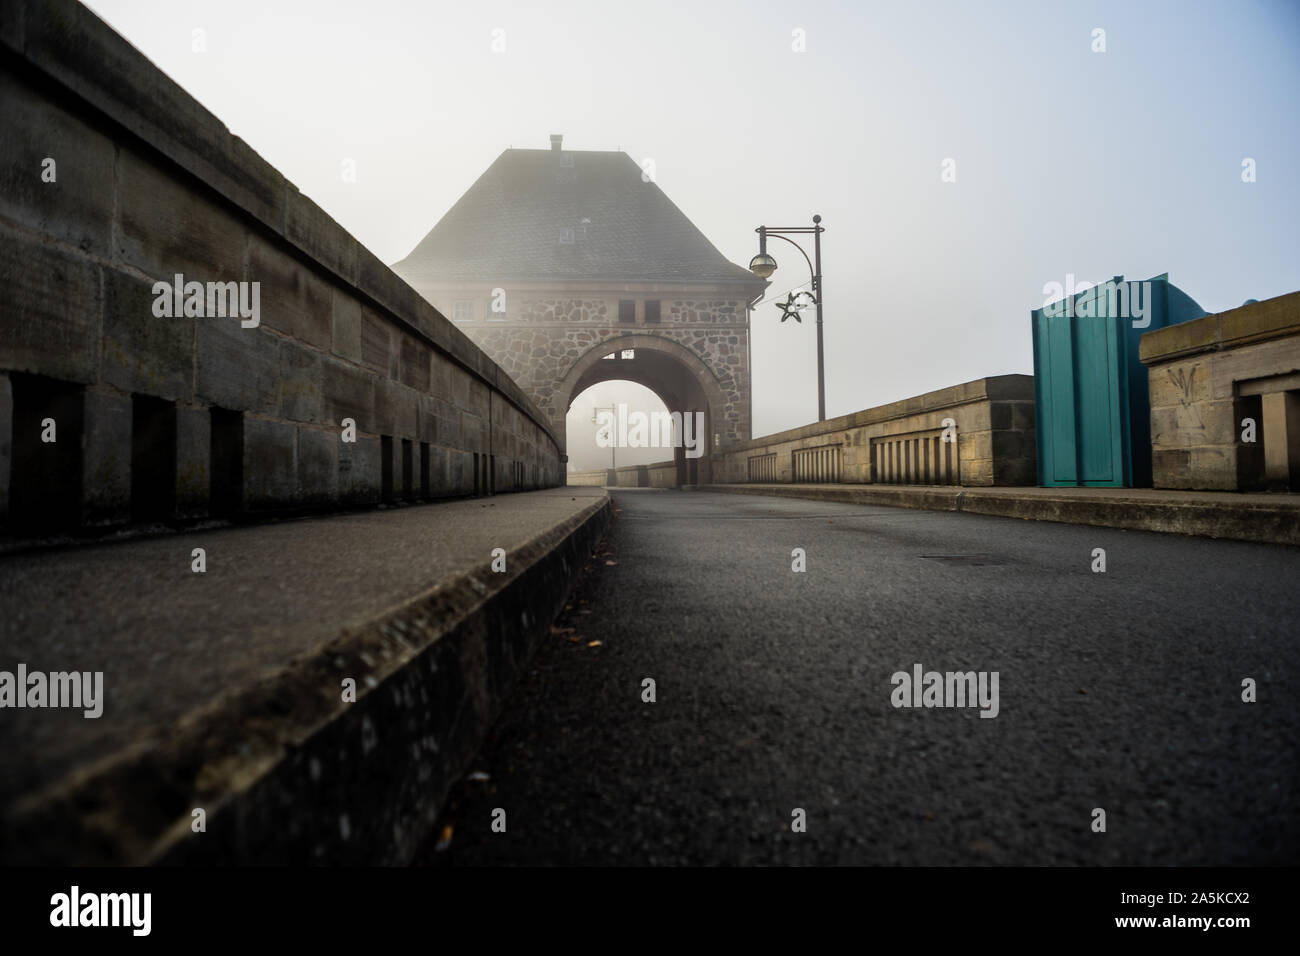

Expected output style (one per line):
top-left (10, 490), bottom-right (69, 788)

top-left (559, 334), bottom-right (732, 486)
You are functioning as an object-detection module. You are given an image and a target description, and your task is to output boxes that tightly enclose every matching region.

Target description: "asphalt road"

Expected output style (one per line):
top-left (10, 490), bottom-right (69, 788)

top-left (422, 489), bottom-right (1300, 866)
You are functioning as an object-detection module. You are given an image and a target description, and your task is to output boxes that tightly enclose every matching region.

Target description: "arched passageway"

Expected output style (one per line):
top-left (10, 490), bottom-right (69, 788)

top-left (559, 336), bottom-right (729, 486)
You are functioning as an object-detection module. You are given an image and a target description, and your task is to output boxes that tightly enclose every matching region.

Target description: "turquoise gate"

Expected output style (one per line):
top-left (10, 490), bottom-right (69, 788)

top-left (1031, 274), bottom-right (1205, 487)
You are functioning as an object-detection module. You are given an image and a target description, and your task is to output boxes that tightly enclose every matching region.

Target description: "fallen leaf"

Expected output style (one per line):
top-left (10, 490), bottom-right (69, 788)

top-left (550, 625), bottom-right (576, 636)
top-left (587, 640), bottom-right (602, 647)
top-left (467, 771), bottom-right (490, 782)
top-left (605, 560), bottom-right (618, 566)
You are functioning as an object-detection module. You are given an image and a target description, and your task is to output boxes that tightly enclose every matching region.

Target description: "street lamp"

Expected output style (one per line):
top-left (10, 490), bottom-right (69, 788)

top-left (750, 214), bottom-right (826, 422)
top-left (591, 405), bottom-right (616, 472)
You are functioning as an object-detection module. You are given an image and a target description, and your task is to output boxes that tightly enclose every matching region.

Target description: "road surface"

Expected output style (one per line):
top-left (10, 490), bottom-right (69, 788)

top-left (421, 489), bottom-right (1299, 865)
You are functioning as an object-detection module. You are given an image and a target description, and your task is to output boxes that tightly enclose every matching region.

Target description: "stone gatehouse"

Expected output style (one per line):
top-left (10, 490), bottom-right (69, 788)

top-left (392, 135), bottom-right (766, 484)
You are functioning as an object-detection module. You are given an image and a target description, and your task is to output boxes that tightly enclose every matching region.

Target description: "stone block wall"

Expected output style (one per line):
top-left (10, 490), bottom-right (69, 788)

top-left (716, 375), bottom-right (1037, 487)
top-left (1140, 292), bottom-right (1300, 490)
top-left (646, 460), bottom-right (677, 488)
top-left (566, 459), bottom-right (677, 488)
top-left (565, 470), bottom-right (607, 487)
top-left (0, 0), bottom-right (562, 535)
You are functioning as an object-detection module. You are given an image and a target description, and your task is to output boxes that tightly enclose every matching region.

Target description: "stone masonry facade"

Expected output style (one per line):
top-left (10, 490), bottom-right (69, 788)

top-left (406, 289), bottom-right (753, 447)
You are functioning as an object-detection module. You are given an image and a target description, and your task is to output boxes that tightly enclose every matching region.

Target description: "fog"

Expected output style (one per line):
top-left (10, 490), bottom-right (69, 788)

top-left (565, 382), bottom-right (670, 472)
top-left (85, 0), bottom-right (1300, 436)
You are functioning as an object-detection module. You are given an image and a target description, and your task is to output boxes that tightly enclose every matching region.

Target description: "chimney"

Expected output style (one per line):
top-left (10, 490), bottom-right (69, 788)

top-left (549, 134), bottom-right (563, 152)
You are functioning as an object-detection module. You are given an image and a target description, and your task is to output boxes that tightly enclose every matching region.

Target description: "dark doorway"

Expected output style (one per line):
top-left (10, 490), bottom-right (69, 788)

top-left (8, 373), bottom-right (84, 533)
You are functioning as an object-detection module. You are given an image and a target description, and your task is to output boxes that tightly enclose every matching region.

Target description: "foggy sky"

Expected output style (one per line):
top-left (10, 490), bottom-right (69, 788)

top-left (85, 0), bottom-right (1300, 443)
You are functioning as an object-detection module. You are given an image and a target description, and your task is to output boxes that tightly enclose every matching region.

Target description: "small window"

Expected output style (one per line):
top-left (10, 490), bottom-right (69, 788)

top-left (618, 299), bottom-right (635, 324)
top-left (644, 300), bottom-right (660, 324)
top-left (452, 300), bottom-right (475, 322)
top-left (620, 349), bottom-right (635, 360)
top-left (559, 227), bottom-right (575, 245)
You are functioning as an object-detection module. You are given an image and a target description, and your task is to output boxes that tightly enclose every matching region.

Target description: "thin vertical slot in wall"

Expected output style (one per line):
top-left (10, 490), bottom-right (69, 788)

top-left (401, 438), bottom-right (413, 501)
top-left (131, 395), bottom-right (176, 522)
top-left (209, 407), bottom-right (243, 518)
top-left (381, 435), bottom-right (394, 502)
top-left (419, 442), bottom-right (430, 498)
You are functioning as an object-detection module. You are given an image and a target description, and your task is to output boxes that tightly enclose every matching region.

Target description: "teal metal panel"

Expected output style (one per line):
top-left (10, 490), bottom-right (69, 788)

top-left (1031, 274), bottom-right (1205, 488)
top-left (1046, 311), bottom-right (1077, 483)
top-left (1074, 302), bottom-right (1117, 483)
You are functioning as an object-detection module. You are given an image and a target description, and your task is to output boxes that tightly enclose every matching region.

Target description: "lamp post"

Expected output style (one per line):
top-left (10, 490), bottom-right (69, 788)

top-left (749, 214), bottom-right (826, 422)
top-left (591, 405), bottom-right (616, 475)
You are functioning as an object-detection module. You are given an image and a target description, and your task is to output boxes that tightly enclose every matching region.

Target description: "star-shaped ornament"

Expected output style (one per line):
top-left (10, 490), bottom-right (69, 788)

top-left (777, 290), bottom-right (816, 323)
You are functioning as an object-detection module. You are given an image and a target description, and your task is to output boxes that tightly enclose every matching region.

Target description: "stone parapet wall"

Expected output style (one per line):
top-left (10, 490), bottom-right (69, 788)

top-left (566, 470), bottom-right (608, 487)
top-left (716, 375), bottom-right (1037, 487)
top-left (0, 0), bottom-right (562, 535)
top-left (646, 460), bottom-right (677, 487)
top-left (566, 459), bottom-right (677, 488)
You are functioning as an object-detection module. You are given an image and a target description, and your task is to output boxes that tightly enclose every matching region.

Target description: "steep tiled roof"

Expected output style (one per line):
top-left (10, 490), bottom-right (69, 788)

top-left (392, 147), bottom-right (760, 285)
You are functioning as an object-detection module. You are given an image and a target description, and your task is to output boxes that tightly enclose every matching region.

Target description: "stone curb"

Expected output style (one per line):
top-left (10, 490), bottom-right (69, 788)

top-left (0, 494), bottom-right (612, 864)
top-left (702, 484), bottom-right (1300, 547)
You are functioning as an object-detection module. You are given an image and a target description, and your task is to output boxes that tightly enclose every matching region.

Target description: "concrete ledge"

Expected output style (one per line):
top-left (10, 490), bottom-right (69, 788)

top-left (1140, 291), bottom-right (1300, 364)
top-left (704, 483), bottom-right (1300, 546)
top-left (723, 374), bottom-right (1034, 454)
top-left (0, 488), bottom-right (611, 864)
